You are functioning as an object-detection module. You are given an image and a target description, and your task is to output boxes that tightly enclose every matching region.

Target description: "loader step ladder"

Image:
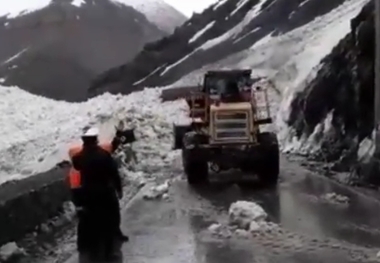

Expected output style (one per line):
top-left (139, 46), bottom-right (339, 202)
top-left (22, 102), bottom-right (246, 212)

top-left (251, 86), bottom-right (272, 124)
top-left (189, 92), bottom-right (207, 120)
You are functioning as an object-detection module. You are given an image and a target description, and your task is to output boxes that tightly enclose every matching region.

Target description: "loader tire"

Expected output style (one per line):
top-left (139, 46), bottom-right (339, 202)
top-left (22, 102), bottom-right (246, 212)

top-left (182, 132), bottom-right (209, 185)
top-left (183, 152), bottom-right (209, 185)
top-left (258, 132), bottom-right (280, 186)
top-left (173, 125), bottom-right (191, 150)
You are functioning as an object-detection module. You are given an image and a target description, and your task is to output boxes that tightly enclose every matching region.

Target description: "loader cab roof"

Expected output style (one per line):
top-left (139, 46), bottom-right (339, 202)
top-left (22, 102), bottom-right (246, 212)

top-left (202, 69), bottom-right (253, 96)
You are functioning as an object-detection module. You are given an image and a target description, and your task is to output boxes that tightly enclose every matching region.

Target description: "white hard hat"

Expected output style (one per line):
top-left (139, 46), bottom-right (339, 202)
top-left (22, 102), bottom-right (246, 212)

top-left (82, 127), bottom-right (99, 137)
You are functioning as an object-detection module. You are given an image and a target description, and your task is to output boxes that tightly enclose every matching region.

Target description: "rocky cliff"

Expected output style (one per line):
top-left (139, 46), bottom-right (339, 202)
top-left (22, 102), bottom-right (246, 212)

top-left (287, 0), bottom-right (375, 183)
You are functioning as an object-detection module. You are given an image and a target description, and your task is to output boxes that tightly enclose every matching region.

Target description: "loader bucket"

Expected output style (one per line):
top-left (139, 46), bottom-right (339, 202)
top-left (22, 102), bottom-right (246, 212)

top-left (116, 128), bottom-right (136, 145)
top-left (161, 86), bottom-right (200, 102)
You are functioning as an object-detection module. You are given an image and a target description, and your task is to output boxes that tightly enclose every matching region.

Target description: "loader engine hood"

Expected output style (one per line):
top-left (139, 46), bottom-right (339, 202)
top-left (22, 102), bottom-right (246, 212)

top-left (209, 102), bottom-right (253, 143)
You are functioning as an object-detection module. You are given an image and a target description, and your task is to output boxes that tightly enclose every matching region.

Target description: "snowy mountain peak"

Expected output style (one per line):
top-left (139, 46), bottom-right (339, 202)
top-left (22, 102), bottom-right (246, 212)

top-left (112, 0), bottom-right (187, 33)
top-left (0, 0), bottom-right (186, 33)
top-left (0, 0), bottom-right (52, 18)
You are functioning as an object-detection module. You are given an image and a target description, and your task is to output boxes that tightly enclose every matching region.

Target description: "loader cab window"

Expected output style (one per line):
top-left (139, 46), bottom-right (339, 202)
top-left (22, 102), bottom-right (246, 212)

top-left (204, 73), bottom-right (251, 98)
top-left (204, 76), bottom-right (226, 96)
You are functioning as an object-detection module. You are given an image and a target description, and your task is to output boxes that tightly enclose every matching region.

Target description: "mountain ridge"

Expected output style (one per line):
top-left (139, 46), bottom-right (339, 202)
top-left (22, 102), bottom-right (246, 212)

top-left (0, 0), bottom-right (184, 101)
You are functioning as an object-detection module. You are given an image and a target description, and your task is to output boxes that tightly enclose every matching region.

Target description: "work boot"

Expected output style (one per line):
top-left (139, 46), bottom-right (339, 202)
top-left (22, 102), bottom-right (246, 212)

top-left (118, 232), bottom-right (129, 242)
top-left (116, 228), bottom-right (129, 242)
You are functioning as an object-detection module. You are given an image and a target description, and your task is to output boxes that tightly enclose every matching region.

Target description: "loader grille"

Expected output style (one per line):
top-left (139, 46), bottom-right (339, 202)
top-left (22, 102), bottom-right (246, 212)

top-left (213, 112), bottom-right (249, 141)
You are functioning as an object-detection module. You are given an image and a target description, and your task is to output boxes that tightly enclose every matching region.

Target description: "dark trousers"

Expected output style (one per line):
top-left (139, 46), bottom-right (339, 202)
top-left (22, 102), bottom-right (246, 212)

top-left (76, 190), bottom-right (120, 256)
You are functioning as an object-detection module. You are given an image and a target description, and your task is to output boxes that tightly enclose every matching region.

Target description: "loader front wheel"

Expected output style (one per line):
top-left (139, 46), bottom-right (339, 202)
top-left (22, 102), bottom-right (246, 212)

top-left (182, 150), bottom-right (208, 185)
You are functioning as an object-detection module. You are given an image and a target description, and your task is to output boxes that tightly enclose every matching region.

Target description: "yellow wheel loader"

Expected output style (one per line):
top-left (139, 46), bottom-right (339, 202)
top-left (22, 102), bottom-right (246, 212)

top-left (171, 70), bottom-right (279, 186)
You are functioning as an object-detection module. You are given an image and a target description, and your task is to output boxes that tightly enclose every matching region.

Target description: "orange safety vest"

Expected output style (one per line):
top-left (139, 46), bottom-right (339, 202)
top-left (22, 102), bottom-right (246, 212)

top-left (67, 143), bottom-right (113, 189)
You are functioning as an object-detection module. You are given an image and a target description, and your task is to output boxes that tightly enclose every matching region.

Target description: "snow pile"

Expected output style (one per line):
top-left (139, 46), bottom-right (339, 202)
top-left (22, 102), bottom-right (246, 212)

top-left (228, 200), bottom-right (267, 230)
top-left (321, 193), bottom-right (349, 205)
top-left (143, 180), bottom-right (170, 200)
top-left (0, 242), bottom-right (25, 261)
top-left (0, 85), bottom-right (189, 184)
top-left (208, 200), bottom-right (280, 238)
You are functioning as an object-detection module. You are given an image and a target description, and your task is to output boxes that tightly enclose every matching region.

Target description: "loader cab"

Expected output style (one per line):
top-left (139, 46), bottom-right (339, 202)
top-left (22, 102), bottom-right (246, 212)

top-left (203, 70), bottom-right (253, 102)
top-left (187, 70), bottom-right (254, 122)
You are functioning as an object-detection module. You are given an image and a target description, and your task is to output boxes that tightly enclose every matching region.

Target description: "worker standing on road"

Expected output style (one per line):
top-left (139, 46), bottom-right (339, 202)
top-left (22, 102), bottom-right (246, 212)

top-left (68, 126), bottom-right (128, 259)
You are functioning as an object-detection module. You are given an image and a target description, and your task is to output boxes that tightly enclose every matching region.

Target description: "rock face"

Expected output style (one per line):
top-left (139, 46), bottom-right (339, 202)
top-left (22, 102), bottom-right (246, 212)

top-left (0, 0), bottom-right (168, 101)
top-left (287, 1), bottom-right (374, 175)
top-left (89, 0), bottom-right (348, 97)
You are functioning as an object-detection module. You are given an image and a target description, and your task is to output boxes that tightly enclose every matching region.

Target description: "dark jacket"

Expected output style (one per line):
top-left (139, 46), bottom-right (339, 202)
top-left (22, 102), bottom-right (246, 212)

top-left (72, 144), bottom-right (122, 207)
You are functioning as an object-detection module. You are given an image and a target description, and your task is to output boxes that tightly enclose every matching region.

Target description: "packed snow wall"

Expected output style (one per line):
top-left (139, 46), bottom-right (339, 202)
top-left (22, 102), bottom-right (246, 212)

top-left (286, 1), bottom-right (375, 182)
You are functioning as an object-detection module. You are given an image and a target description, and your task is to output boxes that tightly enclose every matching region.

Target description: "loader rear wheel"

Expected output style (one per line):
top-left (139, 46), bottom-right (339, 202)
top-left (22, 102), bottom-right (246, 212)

top-left (257, 132), bottom-right (280, 186)
top-left (182, 151), bottom-right (209, 185)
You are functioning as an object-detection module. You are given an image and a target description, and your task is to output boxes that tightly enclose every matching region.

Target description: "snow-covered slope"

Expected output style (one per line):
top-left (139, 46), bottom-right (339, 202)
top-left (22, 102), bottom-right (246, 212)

top-left (112, 0), bottom-right (187, 33)
top-left (0, 0), bottom-right (167, 101)
top-left (0, 84), bottom-right (188, 184)
top-left (90, 0), bottom-right (364, 96)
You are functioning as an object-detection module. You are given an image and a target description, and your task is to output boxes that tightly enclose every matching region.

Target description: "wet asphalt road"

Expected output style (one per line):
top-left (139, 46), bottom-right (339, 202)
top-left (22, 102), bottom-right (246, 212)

top-left (41, 156), bottom-right (380, 262)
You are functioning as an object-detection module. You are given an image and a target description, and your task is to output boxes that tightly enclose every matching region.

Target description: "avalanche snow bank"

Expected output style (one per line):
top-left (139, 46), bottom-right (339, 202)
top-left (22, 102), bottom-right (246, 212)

top-left (0, 85), bottom-right (189, 184)
top-left (172, 0), bottom-right (368, 150)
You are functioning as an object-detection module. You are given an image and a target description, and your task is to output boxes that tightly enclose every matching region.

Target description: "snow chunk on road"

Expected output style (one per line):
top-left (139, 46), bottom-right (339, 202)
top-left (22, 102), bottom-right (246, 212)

top-left (143, 180), bottom-right (170, 200)
top-left (208, 200), bottom-right (279, 238)
top-left (228, 200), bottom-right (267, 229)
top-left (321, 193), bottom-right (349, 205)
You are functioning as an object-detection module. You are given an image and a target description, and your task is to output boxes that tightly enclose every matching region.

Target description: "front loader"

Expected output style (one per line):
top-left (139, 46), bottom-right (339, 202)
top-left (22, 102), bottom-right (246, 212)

top-left (172, 69), bottom-right (279, 186)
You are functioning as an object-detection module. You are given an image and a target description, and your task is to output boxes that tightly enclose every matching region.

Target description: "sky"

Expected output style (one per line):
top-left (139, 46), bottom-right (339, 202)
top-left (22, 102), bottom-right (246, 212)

top-left (163, 0), bottom-right (218, 17)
